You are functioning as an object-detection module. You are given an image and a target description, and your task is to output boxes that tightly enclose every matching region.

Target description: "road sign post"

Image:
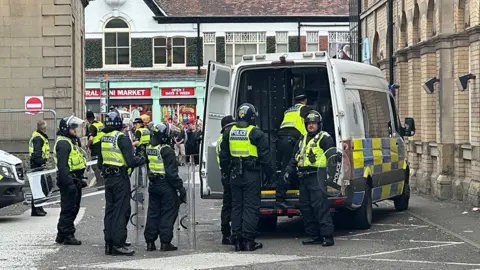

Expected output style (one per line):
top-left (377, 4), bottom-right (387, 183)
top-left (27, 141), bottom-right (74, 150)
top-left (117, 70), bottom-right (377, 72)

top-left (100, 74), bottom-right (110, 121)
top-left (25, 96), bottom-right (44, 115)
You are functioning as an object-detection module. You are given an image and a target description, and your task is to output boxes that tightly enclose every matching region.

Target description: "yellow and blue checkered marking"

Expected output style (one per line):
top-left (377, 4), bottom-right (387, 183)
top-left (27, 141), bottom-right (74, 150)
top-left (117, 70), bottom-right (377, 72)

top-left (352, 181), bottom-right (405, 206)
top-left (352, 138), bottom-right (405, 178)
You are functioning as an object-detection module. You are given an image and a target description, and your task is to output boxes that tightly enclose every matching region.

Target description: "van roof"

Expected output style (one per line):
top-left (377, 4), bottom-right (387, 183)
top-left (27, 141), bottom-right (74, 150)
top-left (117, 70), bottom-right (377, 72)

top-left (238, 51), bottom-right (328, 65)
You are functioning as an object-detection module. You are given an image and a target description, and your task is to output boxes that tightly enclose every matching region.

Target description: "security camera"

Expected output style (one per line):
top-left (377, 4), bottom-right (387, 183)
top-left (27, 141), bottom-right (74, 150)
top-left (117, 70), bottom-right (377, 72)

top-left (422, 77), bottom-right (439, 94)
top-left (456, 73), bottom-right (476, 91)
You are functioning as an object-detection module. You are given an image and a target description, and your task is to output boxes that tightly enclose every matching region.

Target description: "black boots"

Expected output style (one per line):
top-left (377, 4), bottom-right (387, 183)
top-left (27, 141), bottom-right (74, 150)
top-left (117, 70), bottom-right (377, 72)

top-left (111, 246), bottom-right (135, 256)
top-left (160, 243), bottom-right (178, 252)
top-left (233, 238), bottom-right (263, 252)
top-left (31, 206), bottom-right (47, 217)
top-left (302, 235), bottom-right (335, 247)
top-left (56, 235), bottom-right (81, 245)
top-left (222, 236), bottom-right (232, 245)
top-left (146, 242), bottom-right (156, 251)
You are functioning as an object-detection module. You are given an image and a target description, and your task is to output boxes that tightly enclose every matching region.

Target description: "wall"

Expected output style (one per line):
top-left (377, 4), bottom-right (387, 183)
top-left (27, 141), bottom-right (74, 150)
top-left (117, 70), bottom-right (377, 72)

top-left (0, 0), bottom-right (89, 153)
top-left (359, 0), bottom-right (480, 206)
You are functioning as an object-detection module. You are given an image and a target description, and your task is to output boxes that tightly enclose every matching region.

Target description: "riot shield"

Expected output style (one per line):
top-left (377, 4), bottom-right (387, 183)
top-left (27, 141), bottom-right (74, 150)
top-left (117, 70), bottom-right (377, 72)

top-left (26, 159), bottom-right (102, 207)
top-left (317, 147), bottom-right (351, 197)
top-left (128, 164), bottom-right (149, 246)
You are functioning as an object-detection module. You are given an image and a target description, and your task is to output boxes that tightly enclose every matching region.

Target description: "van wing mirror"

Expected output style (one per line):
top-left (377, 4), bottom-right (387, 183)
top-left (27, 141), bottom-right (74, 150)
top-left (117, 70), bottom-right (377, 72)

top-left (403, 117), bottom-right (416, 137)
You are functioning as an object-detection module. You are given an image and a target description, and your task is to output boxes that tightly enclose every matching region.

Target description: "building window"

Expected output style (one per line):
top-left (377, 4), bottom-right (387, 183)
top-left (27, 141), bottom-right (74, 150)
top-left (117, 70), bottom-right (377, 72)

top-left (153, 37), bottom-right (186, 65)
top-left (306, 31), bottom-right (319, 52)
top-left (328, 31), bottom-right (351, 59)
top-left (225, 32), bottom-right (266, 65)
top-left (103, 18), bottom-right (130, 66)
top-left (275, 32), bottom-right (289, 53)
top-left (203, 32), bottom-right (216, 65)
top-left (172, 37), bottom-right (186, 64)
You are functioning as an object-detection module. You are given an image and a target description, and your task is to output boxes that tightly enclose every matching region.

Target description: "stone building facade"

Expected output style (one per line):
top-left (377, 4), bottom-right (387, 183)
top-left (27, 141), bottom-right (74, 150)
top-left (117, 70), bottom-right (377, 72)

top-left (359, 0), bottom-right (480, 206)
top-left (0, 0), bottom-right (90, 152)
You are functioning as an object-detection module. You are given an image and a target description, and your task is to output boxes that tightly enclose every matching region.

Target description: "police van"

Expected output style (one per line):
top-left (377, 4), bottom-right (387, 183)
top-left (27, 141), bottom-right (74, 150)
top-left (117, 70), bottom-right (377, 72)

top-left (0, 150), bottom-right (25, 209)
top-left (200, 52), bottom-right (416, 231)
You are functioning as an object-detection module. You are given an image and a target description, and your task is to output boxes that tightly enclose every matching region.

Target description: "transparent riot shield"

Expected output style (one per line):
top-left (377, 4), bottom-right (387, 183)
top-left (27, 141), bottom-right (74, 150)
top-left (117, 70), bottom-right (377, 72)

top-left (317, 147), bottom-right (351, 197)
top-left (26, 159), bottom-right (103, 207)
top-left (128, 164), bottom-right (149, 247)
top-left (174, 154), bottom-right (197, 251)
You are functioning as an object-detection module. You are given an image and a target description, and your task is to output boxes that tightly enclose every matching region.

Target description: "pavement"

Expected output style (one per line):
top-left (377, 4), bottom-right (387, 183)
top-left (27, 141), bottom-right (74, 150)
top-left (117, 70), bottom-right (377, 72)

top-left (0, 166), bottom-right (479, 270)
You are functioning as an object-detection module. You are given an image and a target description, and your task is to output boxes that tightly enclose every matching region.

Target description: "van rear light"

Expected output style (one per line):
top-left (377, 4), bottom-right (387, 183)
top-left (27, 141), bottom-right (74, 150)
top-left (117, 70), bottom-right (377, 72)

top-left (341, 140), bottom-right (353, 181)
top-left (255, 55), bottom-right (266, 60)
top-left (271, 60), bottom-right (295, 65)
top-left (334, 198), bottom-right (345, 204)
top-left (315, 51), bottom-right (326, 57)
top-left (303, 52), bottom-right (313, 58)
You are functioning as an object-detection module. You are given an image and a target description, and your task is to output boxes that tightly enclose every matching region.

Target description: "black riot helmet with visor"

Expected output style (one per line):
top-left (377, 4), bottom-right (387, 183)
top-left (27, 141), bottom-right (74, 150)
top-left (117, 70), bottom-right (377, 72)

top-left (153, 122), bottom-right (171, 144)
top-left (59, 115), bottom-right (84, 137)
top-left (104, 109), bottom-right (124, 130)
top-left (304, 110), bottom-right (323, 135)
top-left (236, 103), bottom-right (258, 126)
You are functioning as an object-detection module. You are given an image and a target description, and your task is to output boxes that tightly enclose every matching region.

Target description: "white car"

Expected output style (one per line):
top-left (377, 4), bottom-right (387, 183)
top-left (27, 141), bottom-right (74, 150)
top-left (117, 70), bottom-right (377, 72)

top-left (0, 150), bottom-right (25, 209)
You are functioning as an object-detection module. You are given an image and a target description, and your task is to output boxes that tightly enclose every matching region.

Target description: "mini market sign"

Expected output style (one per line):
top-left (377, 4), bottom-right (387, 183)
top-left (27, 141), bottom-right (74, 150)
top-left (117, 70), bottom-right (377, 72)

top-left (85, 88), bottom-right (151, 99)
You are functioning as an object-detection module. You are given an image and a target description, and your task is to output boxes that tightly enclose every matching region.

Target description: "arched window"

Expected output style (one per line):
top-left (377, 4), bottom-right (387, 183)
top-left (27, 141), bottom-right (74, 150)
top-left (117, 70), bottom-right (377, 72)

top-left (103, 18), bottom-right (130, 66)
top-left (412, 4), bottom-right (421, 43)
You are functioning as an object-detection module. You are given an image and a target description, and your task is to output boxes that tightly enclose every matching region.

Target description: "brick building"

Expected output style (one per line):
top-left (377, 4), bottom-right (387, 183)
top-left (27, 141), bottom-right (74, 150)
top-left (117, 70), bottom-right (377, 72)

top-left (352, 0), bottom-right (480, 206)
top-left (84, 0), bottom-right (349, 124)
top-left (0, 0), bottom-right (90, 152)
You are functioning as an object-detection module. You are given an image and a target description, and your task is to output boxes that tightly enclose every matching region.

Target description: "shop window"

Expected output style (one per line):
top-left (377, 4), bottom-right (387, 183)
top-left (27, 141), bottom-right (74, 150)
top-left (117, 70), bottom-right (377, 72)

top-left (306, 31), bottom-right (319, 52)
top-left (225, 32), bottom-right (266, 65)
top-left (161, 104), bottom-right (197, 125)
top-left (153, 37), bottom-right (186, 65)
top-left (103, 18), bottom-right (130, 66)
top-left (275, 31), bottom-right (288, 53)
top-left (203, 32), bottom-right (216, 65)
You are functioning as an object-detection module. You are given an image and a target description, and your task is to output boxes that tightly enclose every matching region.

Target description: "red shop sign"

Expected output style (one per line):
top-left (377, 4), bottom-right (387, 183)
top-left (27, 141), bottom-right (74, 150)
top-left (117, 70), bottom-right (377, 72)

top-left (85, 88), bottom-right (151, 98)
top-left (161, 88), bottom-right (195, 97)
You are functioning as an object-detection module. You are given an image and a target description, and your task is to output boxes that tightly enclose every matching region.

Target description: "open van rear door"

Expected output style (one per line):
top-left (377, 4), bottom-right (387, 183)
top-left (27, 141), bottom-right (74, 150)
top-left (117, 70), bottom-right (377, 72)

top-left (200, 62), bottom-right (232, 199)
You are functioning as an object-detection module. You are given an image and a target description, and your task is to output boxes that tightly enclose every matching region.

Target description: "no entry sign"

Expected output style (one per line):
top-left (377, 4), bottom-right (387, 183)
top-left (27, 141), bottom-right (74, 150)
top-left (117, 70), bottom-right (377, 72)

top-left (25, 96), bottom-right (44, 115)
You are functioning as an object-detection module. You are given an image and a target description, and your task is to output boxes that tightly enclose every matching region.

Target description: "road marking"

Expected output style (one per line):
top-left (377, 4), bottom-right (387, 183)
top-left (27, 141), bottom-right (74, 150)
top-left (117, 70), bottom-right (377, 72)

top-left (373, 223), bottom-right (424, 227)
top-left (385, 200), bottom-right (480, 250)
top-left (79, 252), bottom-right (308, 269)
top-left (343, 242), bottom-right (463, 259)
top-left (0, 208), bottom-right (85, 269)
top-left (346, 226), bottom-right (428, 237)
top-left (337, 257), bottom-right (480, 267)
top-left (337, 238), bottom-right (464, 245)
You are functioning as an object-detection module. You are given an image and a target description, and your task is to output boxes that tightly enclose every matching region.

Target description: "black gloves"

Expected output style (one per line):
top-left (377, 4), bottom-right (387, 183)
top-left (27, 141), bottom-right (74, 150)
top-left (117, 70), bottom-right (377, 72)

top-left (178, 187), bottom-right (187, 204)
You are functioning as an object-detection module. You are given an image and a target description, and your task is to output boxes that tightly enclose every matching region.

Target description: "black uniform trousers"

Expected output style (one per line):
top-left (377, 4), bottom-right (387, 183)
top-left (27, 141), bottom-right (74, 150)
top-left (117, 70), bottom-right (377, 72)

top-left (221, 175), bottom-right (232, 237)
top-left (57, 178), bottom-right (82, 237)
top-left (144, 176), bottom-right (180, 244)
top-left (299, 169), bottom-right (334, 238)
top-left (275, 136), bottom-right (297, 201)
top-left (104, 171), bottom-right (131, 247)
top-left (230, 170), bottom-right (261, 242)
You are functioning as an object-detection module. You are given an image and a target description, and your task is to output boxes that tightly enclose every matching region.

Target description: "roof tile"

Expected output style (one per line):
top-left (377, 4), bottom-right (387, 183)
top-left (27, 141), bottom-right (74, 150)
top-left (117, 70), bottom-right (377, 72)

top-left (153, 0), bottom-right (348, 16)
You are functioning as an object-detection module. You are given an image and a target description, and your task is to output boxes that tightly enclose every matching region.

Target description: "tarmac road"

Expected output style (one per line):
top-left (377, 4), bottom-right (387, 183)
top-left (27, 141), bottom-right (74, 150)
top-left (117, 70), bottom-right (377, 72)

top-left (1, 166), bottom-right (479, 270)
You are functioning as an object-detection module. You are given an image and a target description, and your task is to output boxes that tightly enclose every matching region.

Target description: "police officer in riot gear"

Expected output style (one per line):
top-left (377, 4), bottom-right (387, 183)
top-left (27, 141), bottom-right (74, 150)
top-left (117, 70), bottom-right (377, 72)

top-left (216, 115), bottom-right (236, 245)
top-left (99, 110), bottom-right (146, 256)
top-left (145, 122), bottom-right (186, 252)
top-left (219, 104), bottom-right (274, 252)
top-left (29, 120), bottom-right (50, 216)
top-left (133, 118), bottom-right (151, 156)
top-left (86, 111), bottom-right (105, 186)
top-left (54, 115), bottom-right (87, 245)
top-left (276, 89), bottom-right (313, 210)
top-left (286, 110), bottom-right (335, 246)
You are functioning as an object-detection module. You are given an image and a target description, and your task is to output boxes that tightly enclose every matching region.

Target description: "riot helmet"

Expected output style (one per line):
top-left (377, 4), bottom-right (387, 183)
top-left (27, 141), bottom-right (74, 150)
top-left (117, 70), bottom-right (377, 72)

top-left (104, 109), bottom-right (123, 130)
top-left (59, 115), bottom-right (84, 137)
top-left (153, 122), bottom-right (171, 144)
top-left (86, 110), bottom-right (95, 121)
top-left (220, 115), bottom-right (235, 133)
top-left (304, 110), bottom-right (323, 135)
top-left (236, 103), bottom-right (258, 126)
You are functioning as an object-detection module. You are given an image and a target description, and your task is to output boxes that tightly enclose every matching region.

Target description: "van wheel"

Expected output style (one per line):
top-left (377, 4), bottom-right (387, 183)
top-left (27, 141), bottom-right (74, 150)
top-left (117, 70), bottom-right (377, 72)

top-left (394, 183), bottom-right (410, 212)
top-left (258, 216), bottom-right (277, 232)
top-left (353, 186), bottom-right (372, 230)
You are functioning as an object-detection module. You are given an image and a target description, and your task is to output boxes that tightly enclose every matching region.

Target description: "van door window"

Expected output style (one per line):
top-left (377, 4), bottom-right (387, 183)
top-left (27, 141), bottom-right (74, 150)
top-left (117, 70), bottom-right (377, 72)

top-left (357, 89), bottom-right (392, 138)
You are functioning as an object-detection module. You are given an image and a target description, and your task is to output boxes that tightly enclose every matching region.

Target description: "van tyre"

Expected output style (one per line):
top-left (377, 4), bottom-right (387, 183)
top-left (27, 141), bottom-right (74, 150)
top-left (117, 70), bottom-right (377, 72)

top-left (258, 216), bottom-right (277, 232)
top-left (353, 185), bottom-right (372, 230)
top-left (394, 182), bottom-right (410, 212)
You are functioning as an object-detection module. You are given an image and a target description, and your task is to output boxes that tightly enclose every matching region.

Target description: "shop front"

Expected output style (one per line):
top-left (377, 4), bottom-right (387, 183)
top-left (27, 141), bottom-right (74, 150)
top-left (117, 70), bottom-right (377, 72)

top-left (85, 88), bottom-right (153, 122)
top-left (84, 80), bottom-right (205, 124)
top-left (160, 87), bottom-right (197, 125)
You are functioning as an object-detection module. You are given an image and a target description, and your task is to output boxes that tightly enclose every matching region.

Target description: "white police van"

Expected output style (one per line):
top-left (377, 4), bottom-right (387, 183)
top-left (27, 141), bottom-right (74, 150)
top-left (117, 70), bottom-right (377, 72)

top-left (0, 150), bottom-right (25, 209)
top-left (200, 52), bottom-right (416, 231)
